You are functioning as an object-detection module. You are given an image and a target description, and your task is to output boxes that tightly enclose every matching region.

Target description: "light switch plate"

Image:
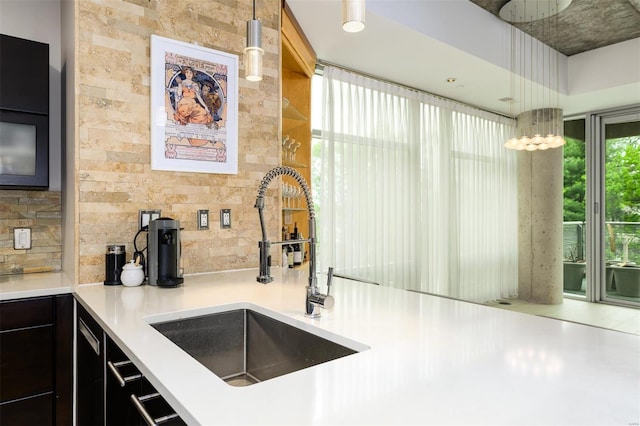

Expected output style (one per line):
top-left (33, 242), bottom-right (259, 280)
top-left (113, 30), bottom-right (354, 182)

top-left (14, 228), bottom-right (32, 250)
top-left (139, 209), bottom-right (162, 230)
top-left (197, 209), bottom-right (209, 230)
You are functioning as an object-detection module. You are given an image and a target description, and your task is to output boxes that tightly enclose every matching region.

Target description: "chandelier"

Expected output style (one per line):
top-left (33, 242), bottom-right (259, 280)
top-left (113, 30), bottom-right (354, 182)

top-left (501, 0), bottom-right (571, 151)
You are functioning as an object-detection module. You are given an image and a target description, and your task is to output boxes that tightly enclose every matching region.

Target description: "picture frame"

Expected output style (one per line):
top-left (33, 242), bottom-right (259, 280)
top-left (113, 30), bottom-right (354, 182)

top-left (150, 35), bottom-right (238, 174)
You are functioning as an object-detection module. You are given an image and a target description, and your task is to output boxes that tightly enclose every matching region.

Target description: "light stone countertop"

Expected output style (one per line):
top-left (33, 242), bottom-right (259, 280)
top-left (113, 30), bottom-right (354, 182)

top-left (70, 267), bottom-right (640, 425)
top-left (0, 271), bottom-right (73, 301)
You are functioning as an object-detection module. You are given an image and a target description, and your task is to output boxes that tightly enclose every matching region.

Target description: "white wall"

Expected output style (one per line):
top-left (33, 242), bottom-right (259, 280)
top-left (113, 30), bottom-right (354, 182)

top-left (568, 38), bottom-right (640, 94)
top-left (0, 0), bottom-right (62, 190)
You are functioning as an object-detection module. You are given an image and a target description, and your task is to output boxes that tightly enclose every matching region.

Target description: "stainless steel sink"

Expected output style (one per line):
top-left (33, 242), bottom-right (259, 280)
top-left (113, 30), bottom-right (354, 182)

top-left (151, 309), bottom-right (360, 386)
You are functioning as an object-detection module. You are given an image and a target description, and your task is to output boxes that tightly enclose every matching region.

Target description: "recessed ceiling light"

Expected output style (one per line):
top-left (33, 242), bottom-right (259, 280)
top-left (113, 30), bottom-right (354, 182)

top-left (446, 78), bottom-right (456, 83)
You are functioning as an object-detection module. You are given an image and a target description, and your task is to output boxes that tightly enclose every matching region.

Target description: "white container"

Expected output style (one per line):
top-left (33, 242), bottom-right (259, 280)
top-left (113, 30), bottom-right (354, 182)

top-left (120, 261), bottom-right (145, 287)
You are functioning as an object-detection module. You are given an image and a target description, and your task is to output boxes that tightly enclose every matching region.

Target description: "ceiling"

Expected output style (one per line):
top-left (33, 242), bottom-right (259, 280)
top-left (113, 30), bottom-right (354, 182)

top-left (470, 0), bottom-right (640, 56)
top-left (286, 0), bottom-right (640, 117)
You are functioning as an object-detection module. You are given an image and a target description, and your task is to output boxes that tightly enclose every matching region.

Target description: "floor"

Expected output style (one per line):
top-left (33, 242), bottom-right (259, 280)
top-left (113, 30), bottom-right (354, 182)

top-left (487, 297), bottom-right (640, 335)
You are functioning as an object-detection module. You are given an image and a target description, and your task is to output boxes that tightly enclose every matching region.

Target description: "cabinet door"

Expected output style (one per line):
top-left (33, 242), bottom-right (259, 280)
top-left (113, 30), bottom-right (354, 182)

top-left (0, 393), bottom-right (53, 426)
top-left (0, 326), bottom-right (53, 402)
top-left (0, 296), bottom-right (55, 426)
top-left (55, 294), bottom-right (74, 425)
top-left (0, 34), bottom-right (49, 114)
top-left (76, 302), bottom-right (105, 426)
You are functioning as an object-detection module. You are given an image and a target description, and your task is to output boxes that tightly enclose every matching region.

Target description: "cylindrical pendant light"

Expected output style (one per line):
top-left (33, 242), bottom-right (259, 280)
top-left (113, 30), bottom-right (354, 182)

top-left (342, 0), bottom-right (365, 33)
top-left (244, 0), bottom-right (263, 81)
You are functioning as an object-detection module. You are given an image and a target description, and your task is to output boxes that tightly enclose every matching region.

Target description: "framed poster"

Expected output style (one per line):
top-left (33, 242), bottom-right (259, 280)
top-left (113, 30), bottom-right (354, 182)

top-left (150, 35), bottom-right (238, 174)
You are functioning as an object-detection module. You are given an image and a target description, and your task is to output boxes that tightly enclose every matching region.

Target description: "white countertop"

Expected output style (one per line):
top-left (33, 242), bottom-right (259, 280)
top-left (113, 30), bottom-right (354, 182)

top-left (0, 271), bottom-right (73, 301)
top-left (71, 268), bottom-right (640, 425)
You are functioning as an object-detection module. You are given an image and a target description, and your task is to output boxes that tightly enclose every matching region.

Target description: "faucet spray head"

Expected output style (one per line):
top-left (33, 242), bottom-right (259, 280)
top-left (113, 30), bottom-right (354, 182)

top-left (257, 240), bottom-right (273, 284)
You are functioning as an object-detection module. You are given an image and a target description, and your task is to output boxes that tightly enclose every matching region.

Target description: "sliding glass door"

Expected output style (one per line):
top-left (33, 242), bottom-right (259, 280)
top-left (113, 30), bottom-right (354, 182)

top-left (600, 111), bottom-right (640, 305)
top-left (584, 107), bottom-right (640, 307)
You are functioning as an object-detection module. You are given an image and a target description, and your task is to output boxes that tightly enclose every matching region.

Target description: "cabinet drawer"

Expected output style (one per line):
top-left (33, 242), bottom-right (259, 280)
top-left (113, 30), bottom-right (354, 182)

top-left (0, 392), bottom-right (53, 426)
top-left (105, 336), bottom-right (186, 426)
top-left (106, 337), bottom-right (143, 426)
top-left (0, 326), bottom-right (53, 402)
top-left (0, 297), bottom-right (53, 331)
top-left (133, 378), bottom-right (187, 426)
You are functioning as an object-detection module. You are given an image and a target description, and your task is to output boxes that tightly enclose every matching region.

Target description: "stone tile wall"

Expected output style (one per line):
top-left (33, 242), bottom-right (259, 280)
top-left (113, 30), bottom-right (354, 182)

top-left (0, 190), bottom-right (62, 275)
top-left (72, 0), bottom-right (281, 283)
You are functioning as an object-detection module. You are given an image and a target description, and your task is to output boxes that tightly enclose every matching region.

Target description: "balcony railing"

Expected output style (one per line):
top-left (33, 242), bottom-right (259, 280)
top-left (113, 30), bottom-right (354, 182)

top-left (563, 221), bottom-right (639, 264)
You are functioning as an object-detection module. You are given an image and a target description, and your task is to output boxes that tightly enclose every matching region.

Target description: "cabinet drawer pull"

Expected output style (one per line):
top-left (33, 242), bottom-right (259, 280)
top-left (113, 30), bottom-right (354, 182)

top-left (78, 318), bottom-right (100, 355)
top-left (130, 393), bottom-right (180, 426)
top-left (107, 360), bottom-right (143, 387)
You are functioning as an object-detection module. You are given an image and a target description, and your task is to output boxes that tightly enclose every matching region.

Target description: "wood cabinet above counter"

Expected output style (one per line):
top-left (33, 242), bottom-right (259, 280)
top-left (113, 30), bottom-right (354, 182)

top-left (282, 2), bottom-right (316, 78)
top-left (281, 2), bottom-right (316, 242)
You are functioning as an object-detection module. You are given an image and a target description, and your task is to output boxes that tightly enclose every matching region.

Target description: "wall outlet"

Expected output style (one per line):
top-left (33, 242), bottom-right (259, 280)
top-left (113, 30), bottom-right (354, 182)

top-left (197, 209), bottom-right (209, 230)
top-left (14, 228), bottom-right (32, 250)
top-left (139, 209), bottom-right (161, 230)
top-left (220, 209), bottom-right (231, 229)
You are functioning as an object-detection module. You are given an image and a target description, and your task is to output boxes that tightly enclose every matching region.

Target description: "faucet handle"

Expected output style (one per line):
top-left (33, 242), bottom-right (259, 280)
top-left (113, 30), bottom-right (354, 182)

top-left (308, 292), bottom-right (335, 311)
top-left (326, 267), bottom-right (334, 295)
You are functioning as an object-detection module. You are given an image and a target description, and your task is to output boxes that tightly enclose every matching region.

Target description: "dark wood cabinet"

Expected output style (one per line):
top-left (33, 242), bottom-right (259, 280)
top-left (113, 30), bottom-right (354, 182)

top-left (0, 34), bottom-right (50, 189)
top-left (105, 337), bottom-right (186, 426)
top-left (76, 299), bottom-right (185, 426)
top-left (0, 294), bottom-right (72, 426)
top-left (0, 326), bottom-right (53, 401)
top-left (0, 34), bottom-right (49, 114)
top-left (106, 336), bottom-right (143, 426)
top-left (54, 294), bottom-right (74, 425)
top-left (0, 393), bottom-right (53, 426)
top-left (76, 302), bottom-right (105, 426)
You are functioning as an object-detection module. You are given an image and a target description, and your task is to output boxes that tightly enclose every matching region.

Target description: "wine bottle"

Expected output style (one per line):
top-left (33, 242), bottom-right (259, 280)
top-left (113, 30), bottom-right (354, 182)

top-left (293, 222), bottom-right (303, 266)
top-left (287, 244), bottom-right (294, 268)
top-left (294, 235), bottom-right (303, 266)
top-left (282, 247), bottom-right (288, 268)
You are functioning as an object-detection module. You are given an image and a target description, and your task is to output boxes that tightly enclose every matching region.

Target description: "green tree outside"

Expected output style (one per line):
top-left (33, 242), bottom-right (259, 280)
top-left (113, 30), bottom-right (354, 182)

top-left (563, 136), bottom-right (586, 222)
top-left (605, 136), bottom-right (640, 222)
top-left (563, 134), bottom-right (640, 263)
top-left (563, 135), bottom-right (639, 223)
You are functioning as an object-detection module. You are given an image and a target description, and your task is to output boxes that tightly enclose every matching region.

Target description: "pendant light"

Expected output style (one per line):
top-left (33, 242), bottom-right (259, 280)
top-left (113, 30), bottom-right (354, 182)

top-left (244, 0), bottom-right (263, 81)
top-left (342, 0), bottom-right (365, 33)
top-left (502, 0), bottom-right (571, 151)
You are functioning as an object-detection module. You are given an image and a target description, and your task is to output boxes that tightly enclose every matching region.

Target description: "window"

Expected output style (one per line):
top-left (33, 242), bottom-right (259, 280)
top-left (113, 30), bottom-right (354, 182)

top-left (312, 66), bottom-right (518, 303)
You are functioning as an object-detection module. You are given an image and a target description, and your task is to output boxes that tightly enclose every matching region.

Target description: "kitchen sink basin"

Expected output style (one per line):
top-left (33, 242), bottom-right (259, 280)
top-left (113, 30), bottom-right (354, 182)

top-left (151, 308), bottom-right (360, 386)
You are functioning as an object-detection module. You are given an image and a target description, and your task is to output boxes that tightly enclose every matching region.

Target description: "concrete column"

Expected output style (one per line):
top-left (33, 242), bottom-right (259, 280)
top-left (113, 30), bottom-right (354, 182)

top-left (517, 109), bottom-right (564, 304)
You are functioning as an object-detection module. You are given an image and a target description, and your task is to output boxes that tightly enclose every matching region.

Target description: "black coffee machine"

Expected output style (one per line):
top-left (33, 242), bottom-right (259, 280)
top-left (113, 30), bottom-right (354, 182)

top-left (147, 218), bottom-right (184, 287)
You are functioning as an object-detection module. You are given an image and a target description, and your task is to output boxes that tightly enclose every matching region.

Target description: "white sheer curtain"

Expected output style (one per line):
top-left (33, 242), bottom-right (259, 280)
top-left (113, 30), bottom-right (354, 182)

top-left (317, 66), bottom-right (518, 303)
